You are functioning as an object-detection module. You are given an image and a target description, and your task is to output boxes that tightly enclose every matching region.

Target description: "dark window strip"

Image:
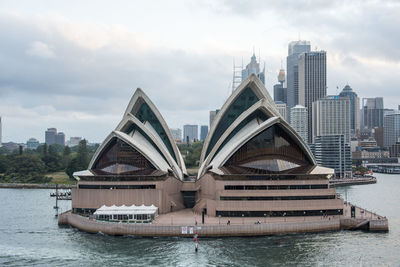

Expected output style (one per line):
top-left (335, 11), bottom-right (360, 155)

top-left (220, 195), bottom-right (335, 201)
top-left (224, 184), bottom-right (328, 190)
top-left (79, 184), bottom-right (156, 189)
top-left (216, 209), bottom-right (343, 217)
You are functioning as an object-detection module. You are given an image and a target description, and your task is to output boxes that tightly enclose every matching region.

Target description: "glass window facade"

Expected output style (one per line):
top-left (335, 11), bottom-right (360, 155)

top-left (223, 124), bottom-right (313, 174)
top-left (122, 122), bottom-right (170, 166)
top-left (134, 102), bottom-right (177, 162)
top-left (92, 138), bottom-right (157, 175)
top-left (211, 109), bottom-right (269, 161)
top-left (206, 87), bottom-right (259, 157)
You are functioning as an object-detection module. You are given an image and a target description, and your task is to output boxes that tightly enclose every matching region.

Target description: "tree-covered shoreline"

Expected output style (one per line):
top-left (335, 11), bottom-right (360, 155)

top-left (0, 140), bottom-right (98, 184)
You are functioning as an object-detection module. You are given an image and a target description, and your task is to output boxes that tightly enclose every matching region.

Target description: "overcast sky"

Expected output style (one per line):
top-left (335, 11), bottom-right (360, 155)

top-left (1, 0), bottom-right (399, 143)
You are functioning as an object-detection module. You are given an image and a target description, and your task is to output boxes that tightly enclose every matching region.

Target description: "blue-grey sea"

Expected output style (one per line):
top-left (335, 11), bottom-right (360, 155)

top-left (0, 173), bottom-right (399, 266)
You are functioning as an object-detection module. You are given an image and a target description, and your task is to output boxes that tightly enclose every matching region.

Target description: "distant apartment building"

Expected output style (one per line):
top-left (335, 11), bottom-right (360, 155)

top-left (209, 109), bottom-right (219, 128)
top-left (389, 138), bottom-right (400, 157)
top-left (26, 138), bottom-right (40, 150)
top-left (170, 128), bottom-right (182, 142)
top-left (384, 110), bottom-right (400, 148)
top-left (362, 97), bottom-right (384, 129)
top-left (183, 124), bottom-right (198, 143)
top-left (45, 128), bottom-right (57, 145)
top-left (312, 135), bottom-right (351, 178)
top-left (274, 101), bottom-right (287, 121)
top-left (298, 51), bottom-right (327, 143)
top-left (56, 132), bottom-right (65, 146)
top-left (312, 96), bottom-right (351, 144)
top-left (200, 125), bottom-right (208, 141)
top-left (68, 137), bottom-right (82, 147)
top-left (290, 105), bottom-right (308, 143)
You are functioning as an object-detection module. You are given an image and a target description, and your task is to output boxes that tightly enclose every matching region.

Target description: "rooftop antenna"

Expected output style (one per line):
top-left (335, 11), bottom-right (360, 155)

top-left (258, 48), bottom-right (261, 62)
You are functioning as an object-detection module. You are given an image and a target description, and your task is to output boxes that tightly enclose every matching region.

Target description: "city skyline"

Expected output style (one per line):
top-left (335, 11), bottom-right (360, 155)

top-left (1, 1), bottom-right (400, 143)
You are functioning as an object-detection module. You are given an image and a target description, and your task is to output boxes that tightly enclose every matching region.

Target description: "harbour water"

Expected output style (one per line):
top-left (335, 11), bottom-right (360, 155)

top-left (0, 173), bottom-right (399, 266)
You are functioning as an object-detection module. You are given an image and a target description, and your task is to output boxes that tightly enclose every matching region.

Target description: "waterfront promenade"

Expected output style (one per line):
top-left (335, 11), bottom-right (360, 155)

top-left (59, 200), bottom-right (388, 237)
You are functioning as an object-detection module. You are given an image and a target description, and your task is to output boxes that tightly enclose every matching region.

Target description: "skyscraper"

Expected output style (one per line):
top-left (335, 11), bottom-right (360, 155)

top-left (298, 51), bottom-right (327, 143)
top-left (290, 105), bottom-right (308, 143)
top-left (45, 128), bottom-right (57, 145)
top-left (183, 124), bottom-right (198, 143)
top-left (200, 125), bottom-right (208, 141)
top-left (338, 85), bottom-right (360, 135)
top-left (286, 40), bottom-right (311, 116)
top-left (312, 96), bottom-right (350, 143)
top-left (362, 97), bottom-right (384, 129)
top-left (56, 132), bottom-right (65, 146)
top-left (241, 53), bottom-right (265, 84)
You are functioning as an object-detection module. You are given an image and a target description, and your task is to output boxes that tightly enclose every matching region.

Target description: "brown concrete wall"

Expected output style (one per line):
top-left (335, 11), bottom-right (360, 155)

top-left (195, 173), bottom-right (343, 216)
top-left (59, 212), bottom-right (341, 237)
top-left (72, 176), bottom-right (184, 214)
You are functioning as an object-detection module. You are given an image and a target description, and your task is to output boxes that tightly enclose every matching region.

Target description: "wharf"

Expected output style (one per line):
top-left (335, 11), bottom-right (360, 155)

top-left (58, 201), bottom-right (388, 237)
top-left (0, 183), bottom-right (76, 189)
top-left (329, 177), bottom-right (376, 187)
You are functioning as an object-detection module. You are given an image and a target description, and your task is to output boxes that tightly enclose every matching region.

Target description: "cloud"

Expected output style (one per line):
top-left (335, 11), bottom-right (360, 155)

top-left (26, 41), bottom-right (56, 59)
top-left (0, 12), bottom-right (231, 142)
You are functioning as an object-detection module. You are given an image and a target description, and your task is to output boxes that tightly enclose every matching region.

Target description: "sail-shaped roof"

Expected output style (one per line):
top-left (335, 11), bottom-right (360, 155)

top-left (80, 88), bottom-right (187, 180)
top-left (198, 74), bottom-right (321, 178)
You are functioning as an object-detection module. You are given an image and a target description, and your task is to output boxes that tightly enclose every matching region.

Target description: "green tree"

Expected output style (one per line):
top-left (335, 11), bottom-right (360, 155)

top-left (66, 140), bottom-right (89, 178)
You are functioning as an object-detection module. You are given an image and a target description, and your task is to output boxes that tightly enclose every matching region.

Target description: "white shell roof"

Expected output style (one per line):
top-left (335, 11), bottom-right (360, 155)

top-left (84, 88), bottom-right (187, 180)
top-left (198, 74), bottom-right (329, 178)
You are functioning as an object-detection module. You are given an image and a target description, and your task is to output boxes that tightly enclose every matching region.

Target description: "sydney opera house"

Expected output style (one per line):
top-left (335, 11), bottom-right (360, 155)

top-left (71, 74), bottom-right (344, 222)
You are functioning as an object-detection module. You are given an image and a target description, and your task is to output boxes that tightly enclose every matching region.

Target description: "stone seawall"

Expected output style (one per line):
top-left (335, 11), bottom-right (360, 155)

top-left (59, 211), bottom-right (340, 237)
top-left (0, 183), bottom-right (76, 189)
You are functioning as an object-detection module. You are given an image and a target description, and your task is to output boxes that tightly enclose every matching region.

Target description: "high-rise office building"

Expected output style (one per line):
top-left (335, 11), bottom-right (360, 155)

top-left (286, 40), bottom-right (311, 116)
top-left (274, 101), bottom-right (287, 121)
top-left (56, 132), bottom-right (65, 146)
top-left (362, 97), bottom-right (384, 129)
top-left (298, 51), bottom-right (327, 143)
top-left (312, 96), bottom-right (350, 143)
top-left (183, 124), bottom-right (198, 143)
top-left (383, 110), bottom-right (400, 148)
top-left (290, 105), bottom-right (308, 143)
top-left (45, 128), bottom-right (57, 145)
top-left (241, 53), bottom-right (265, 84)
top-left (170, 128), bottom-right (182, 142)
top-left (338, 85), bottom-right (360, 135)
top-left (312, 135), bottom-right (351, 178)
top-left (200, 125), bottom-right (208, 141)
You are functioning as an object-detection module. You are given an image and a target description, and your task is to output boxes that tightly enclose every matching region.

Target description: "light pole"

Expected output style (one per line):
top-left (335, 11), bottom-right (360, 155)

top-left (264, 213), bottom-right (266, 223)
top-left (242, 214), bottom-right (244, 224)
top-left (219, 215), bottom-right (221, 225)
